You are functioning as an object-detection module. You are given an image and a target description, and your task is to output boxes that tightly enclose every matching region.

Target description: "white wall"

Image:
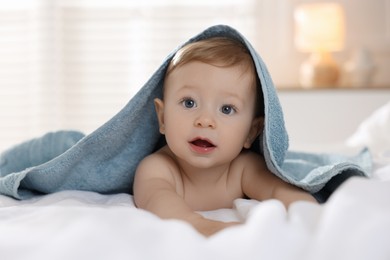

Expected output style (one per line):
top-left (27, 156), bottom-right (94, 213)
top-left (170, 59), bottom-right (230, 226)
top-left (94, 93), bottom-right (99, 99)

top-left (278, 89), bottom-right (390, 153)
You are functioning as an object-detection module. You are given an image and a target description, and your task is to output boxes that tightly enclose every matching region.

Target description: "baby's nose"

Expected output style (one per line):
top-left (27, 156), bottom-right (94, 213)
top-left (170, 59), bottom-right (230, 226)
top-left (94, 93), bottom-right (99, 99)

top-left (194, 112), bottom-right (216, 129)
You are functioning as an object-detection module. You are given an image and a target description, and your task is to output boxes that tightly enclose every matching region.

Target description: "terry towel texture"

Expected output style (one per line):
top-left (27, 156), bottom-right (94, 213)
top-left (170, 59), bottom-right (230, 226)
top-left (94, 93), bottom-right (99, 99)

top-left (0, 25), bottom-right (371, 200)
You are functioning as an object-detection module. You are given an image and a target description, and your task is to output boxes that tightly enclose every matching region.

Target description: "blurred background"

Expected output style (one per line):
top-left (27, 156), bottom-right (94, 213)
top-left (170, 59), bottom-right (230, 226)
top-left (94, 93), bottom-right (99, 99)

top-left (0, 0), bottom-right (389, 152)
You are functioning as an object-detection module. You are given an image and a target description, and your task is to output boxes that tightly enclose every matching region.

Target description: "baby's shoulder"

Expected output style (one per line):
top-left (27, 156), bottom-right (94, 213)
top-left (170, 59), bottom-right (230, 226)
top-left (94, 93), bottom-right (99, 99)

top-left (136, 146), bottom-right (180, 177)
top-left (135, 148), bottom-right (179, 185)
top-left (138, 145), bottom-right (174, 162)
top-left (233, 150), bottom-right (267, 170)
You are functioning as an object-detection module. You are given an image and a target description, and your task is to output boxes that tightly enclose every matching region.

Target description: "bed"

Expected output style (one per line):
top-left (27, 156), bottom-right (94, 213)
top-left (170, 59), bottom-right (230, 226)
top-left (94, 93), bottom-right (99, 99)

top-left (1, 101), bottom-right (389, 260)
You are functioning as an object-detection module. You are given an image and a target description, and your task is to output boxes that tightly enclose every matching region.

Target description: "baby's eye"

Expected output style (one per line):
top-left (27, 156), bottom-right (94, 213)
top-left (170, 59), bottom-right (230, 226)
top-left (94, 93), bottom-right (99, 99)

top-left (181, 98), bottom-right (196, 109)
top-left (221, 105), bottom-right (236, 115)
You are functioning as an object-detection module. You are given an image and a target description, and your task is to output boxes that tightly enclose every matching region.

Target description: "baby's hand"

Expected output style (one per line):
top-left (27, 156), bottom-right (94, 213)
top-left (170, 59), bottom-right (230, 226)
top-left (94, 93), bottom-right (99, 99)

top-left (190, 216), bottom-right (240, 237)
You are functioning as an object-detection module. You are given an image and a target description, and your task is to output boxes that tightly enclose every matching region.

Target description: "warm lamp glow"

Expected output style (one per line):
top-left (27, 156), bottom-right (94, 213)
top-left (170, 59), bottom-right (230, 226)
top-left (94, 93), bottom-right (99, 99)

top-left (294, 3), bottom-right (346, 87)
top-left (295, 3), bottom-right (345, 52)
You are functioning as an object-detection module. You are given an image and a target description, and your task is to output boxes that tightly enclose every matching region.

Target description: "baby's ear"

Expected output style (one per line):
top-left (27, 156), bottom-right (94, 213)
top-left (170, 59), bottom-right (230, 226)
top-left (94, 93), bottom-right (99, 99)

top-left (154, 98), bottom-right (165, 134)
top-left (244, 117), bottom-right (264, 149)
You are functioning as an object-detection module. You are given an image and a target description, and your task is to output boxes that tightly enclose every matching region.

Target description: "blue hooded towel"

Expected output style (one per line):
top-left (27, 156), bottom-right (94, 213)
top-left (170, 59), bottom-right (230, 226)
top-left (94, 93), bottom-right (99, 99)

top-left (0, 25), bottom-right (371, 201)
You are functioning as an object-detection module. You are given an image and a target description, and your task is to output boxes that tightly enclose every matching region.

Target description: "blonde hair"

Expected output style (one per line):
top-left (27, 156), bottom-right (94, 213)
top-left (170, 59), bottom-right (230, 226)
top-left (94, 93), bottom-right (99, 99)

top-left (167, 37), bottom-right (254, 76)
top-left (166, 37), bottom-right (263, 116)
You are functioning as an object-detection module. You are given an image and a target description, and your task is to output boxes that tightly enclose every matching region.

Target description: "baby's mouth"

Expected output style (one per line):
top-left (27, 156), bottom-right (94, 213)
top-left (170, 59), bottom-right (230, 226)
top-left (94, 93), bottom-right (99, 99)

top-left (190, 138), bottom-right (216, 148)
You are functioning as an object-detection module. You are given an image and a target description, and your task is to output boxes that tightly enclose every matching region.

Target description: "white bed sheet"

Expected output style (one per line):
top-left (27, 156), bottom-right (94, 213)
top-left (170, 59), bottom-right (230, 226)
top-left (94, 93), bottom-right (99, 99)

top-left (1, 102), bottom-right (390, 260)
top-left (0, 168), bottom-right (389, 260)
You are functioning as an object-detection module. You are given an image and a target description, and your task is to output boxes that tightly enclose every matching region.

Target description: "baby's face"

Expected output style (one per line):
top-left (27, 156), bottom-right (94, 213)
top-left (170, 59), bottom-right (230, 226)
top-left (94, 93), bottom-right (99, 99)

top-left (158, 61), bottom-right (258, 168)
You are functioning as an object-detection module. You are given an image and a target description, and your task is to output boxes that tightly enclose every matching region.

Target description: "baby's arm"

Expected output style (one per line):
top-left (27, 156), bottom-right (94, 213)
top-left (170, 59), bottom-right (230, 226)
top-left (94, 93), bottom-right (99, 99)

top-left (241, 152), bottom-right (317, 207)
top-left (133, 155), bottom-right (238, 237)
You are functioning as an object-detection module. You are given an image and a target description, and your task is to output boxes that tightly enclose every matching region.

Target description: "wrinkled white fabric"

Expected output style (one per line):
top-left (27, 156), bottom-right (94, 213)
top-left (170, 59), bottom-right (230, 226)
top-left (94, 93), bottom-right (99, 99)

top-left (1, 175), bottom-right (389, 260)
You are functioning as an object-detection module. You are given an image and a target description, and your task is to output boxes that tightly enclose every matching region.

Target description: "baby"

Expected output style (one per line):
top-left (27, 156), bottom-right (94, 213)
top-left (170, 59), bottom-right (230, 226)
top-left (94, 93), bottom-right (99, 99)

top-left (133, 37), bottom-right (316, 237)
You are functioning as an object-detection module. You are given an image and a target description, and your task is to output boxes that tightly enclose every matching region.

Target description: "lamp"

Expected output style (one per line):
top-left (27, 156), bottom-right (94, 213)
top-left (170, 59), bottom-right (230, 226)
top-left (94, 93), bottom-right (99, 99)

top-left (294, 3), bottom-right (345, 88)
